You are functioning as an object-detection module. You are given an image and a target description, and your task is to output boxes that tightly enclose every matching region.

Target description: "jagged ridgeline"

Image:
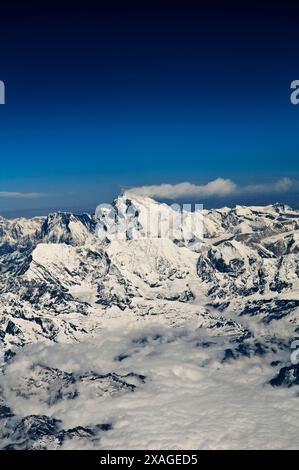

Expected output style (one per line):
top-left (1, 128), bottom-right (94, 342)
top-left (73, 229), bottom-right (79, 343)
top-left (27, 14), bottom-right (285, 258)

top-left (0, 198), bottom-right (299, 355)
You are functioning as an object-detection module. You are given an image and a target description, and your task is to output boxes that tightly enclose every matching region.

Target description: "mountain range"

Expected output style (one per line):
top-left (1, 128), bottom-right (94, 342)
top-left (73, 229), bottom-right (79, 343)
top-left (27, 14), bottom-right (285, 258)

top-left (0, 195), bottom-right (299, 449)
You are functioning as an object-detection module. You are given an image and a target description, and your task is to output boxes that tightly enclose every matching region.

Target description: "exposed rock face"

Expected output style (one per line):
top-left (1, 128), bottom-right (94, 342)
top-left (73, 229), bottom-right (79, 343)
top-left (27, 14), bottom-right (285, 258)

top-left (269, 364), bottom-right (299, 388)
top-left (0, 414), bottom-right (112, 450)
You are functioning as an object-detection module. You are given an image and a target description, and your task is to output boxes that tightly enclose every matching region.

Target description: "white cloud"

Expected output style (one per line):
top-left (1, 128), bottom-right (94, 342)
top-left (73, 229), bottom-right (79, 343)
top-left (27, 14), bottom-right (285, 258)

top-left (2, 323), bottom-right (299, 450)
top-left (243, 177), bottom-right (293, 194)
top-left (126, 177), bottom-right (293, 200)
top-left (125, 178), bottom-right (237, 199)
top-left (0, 191), bottom-right (44, 199)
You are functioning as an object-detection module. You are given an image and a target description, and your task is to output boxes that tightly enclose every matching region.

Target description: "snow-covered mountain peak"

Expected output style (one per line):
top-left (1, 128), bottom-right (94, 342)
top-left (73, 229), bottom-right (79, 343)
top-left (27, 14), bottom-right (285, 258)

top-left (95, 193), bottom-right (204, 250)
top-left (40, 212), bottom-right (96, 245)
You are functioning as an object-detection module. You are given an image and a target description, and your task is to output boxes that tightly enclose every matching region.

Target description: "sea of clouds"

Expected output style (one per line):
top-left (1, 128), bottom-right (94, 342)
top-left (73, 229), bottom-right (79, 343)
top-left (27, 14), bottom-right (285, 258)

top-left (1, 319), bottom-right (298, 450)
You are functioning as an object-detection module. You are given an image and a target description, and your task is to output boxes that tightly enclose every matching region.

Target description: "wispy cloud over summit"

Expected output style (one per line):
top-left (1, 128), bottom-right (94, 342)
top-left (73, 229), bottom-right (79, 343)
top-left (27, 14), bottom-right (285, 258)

top-left (125, 178), bottom-right (236, 199)
top-left (126, 177), bottom-right (293, 200)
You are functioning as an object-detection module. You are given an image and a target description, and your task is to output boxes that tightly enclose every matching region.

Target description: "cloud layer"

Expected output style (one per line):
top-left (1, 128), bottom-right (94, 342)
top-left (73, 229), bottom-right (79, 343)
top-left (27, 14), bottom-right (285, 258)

top-left (2, 322), bottom-right (298, 450)
top-left (126, 177), bottom-right (293, 200)
top-left (0, 191), bottom-right (44, 199)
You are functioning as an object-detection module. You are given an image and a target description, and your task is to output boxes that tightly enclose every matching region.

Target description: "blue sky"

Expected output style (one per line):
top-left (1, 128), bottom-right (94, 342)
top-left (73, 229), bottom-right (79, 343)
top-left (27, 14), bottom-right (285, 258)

top-left (0, 2), bottom-right (299, 216)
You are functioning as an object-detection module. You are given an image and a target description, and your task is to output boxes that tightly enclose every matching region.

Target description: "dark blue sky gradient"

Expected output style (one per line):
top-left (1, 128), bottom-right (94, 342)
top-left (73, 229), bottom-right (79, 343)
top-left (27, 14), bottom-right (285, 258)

top-left (0, 1), bottom-right (299, 215)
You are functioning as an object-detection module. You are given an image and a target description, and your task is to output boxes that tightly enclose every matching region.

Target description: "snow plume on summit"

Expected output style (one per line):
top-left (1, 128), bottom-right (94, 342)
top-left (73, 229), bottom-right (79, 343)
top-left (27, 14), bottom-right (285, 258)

top-left (125, 178), bottom-right (237, 199)
top-left (125, 177), bottom-right (293, 200)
